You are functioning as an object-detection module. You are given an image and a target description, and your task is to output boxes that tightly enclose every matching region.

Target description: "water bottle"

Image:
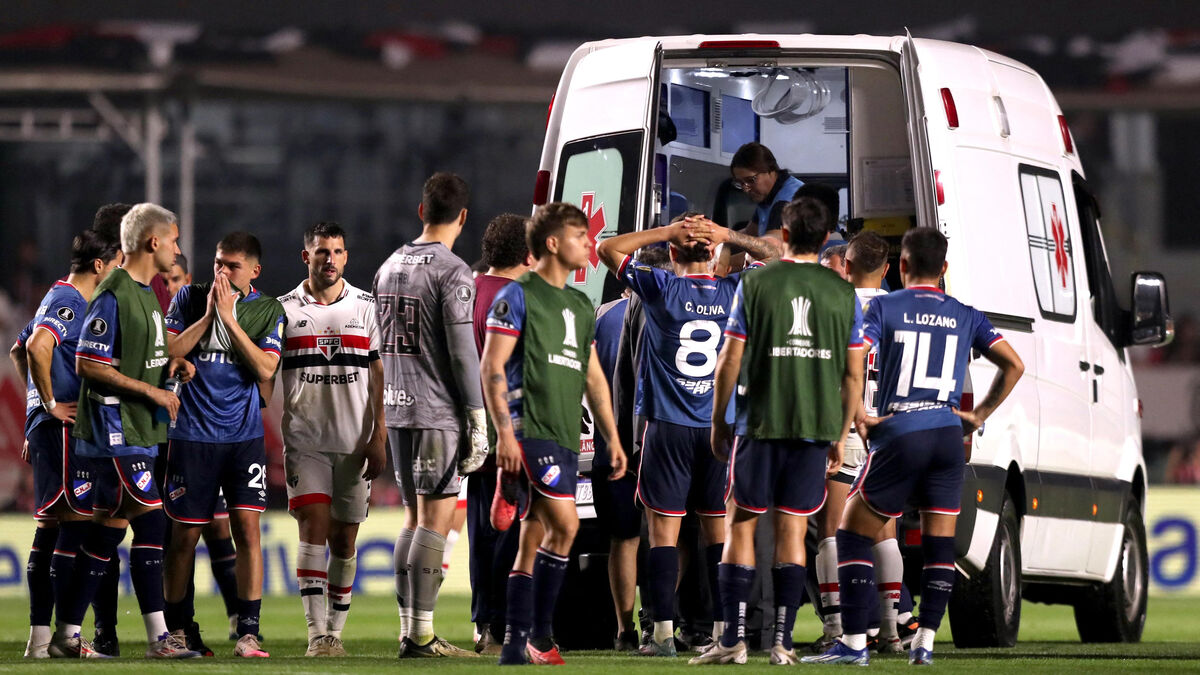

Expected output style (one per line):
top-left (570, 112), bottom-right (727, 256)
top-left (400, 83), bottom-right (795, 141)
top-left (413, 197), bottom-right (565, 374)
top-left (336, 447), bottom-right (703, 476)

top-left (155, 376), bottom-right (181, 426)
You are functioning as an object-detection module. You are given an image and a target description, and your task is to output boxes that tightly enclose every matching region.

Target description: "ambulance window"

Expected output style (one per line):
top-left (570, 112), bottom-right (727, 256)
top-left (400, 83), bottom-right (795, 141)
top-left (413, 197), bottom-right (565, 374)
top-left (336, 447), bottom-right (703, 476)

top-left (1018, 165), bottom-right (1077, 321)
top-left (1073, 177), bottom-right (1126, 353)
top-left (555, 130), bottom-right (644, 306)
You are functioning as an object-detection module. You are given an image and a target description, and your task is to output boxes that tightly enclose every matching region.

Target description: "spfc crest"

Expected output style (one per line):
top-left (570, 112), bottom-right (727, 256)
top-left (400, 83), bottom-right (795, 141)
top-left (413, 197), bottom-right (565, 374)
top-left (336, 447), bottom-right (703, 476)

top-left (317, 336), bottom-right (341, 360)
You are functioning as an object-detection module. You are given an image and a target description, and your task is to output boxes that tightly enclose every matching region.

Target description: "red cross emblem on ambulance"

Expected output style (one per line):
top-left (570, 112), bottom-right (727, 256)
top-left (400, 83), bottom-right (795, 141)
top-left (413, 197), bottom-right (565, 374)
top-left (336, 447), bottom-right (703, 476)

top-left (575, 192), bottom-right (608, 284)
top-left (1050, 203), bottom-right (1068, 288)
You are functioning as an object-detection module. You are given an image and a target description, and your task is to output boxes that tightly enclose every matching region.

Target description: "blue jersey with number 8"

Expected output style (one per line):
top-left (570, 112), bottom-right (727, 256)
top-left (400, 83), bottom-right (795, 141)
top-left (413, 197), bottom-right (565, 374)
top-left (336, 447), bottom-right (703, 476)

top-left (861, 284), bottom-right (1004, 447)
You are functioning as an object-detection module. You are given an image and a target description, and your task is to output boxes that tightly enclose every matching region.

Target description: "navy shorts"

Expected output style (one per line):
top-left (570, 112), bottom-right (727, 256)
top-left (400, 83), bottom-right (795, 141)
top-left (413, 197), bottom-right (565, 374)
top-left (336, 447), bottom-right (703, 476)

top-left (29, 422), bottom-right (97, 518)
top-left (637, 420), bottom-right (726, 518)
top-left (851, 425), bottom-right (965, 518)
top-left (163, 438), bottom-right (268, 524)
top-left (518, 437), bottom-right (578, 521)
top-left (728, 436), bottom-right (828, 516)
top-left (93, 453), bottom-right (162, 514)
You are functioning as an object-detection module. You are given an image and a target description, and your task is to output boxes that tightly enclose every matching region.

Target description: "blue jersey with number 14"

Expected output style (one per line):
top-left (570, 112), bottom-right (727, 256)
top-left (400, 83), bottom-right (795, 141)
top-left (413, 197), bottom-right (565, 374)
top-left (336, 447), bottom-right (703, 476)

top-left (862, 284), bottom-right (1004, 447)
top-left (620, 256), bottom-right (739, 428)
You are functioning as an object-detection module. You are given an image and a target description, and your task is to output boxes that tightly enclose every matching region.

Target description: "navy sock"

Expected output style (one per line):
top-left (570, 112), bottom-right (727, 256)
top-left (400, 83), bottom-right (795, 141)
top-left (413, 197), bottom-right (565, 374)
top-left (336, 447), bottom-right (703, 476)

top-left (772, 564), bottom-right (805, 650)
top-left (28, 527), bottom-right (57, 626)
top-left (898, 582), bottom-right (915, 618)
top-left (918, 536), bottom-right (956, 631)
top-left (647, 546), bottom-right (678, 623)
top-left (718, 563), bottom-right (754, 648)
top-left (93, 556), bottom-right (120, 632)
top-left (531, 548), bottom-right (569, 641)
top-left (129, 510), bottom-right (167, 615)
top-left (164, 600), bottom-right (189, 632)
top-left (868, 578), bottom-right (881, 631)
top-left (500, 572), bottom-right (532, 663)
top-left (835, 529), bottom-right (876, 637)
top-left (236, 598), bottom-right (261, 637)
top-left (207, 536), bottom-right (239, 618)
top-left (704, 544), bottom-right (723, 623)
top-left (63, 525), bottom-right (126, 627)
top-left (52, 522), bottom-right (87, 618)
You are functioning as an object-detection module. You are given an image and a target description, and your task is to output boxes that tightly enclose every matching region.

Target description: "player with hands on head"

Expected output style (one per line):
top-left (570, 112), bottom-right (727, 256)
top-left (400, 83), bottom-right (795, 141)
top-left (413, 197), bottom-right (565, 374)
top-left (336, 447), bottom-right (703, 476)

top-left (482, 202), bottom-right (626, 666)
top-left (804, 227), bottom-right (1024, 667)
top-left (596, 212), bottom-right (777, 657)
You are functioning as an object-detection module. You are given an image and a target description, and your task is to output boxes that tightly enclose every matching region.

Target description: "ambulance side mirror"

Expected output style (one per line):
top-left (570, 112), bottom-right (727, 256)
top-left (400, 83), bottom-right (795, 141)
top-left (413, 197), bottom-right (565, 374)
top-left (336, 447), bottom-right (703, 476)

top-left (1129, 271), bottom-right (1173, 347)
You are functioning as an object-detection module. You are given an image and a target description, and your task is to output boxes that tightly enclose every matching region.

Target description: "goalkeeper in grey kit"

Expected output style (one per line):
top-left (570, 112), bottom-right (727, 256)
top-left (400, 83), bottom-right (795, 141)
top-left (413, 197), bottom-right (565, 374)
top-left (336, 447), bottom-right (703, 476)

top-left (373, 172), bottom-right (489, 657)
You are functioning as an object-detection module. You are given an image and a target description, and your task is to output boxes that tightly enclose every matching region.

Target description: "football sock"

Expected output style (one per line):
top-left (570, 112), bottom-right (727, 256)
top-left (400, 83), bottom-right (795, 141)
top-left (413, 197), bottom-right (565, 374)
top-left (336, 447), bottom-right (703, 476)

top-left (59, 525), bottom-right (124, 631)
top-left (705, 543), bottom-right (725, 640)
top-left (531, 548), bottom-right (569, 642)
top-left (918, 536), bottom-right (956, 635)
top-left (718, 563), bottom-right (754, 648)
top-left (93, 556), bottom-right (120, 634)
top-left (442, 528), bottom-right (459, 572)
top-left (296, 541), bottom-right (328, 640)
top-left (235, 598), bottom-right (261, 638)
top-left (130, 510), bottom-right (168, 643)
top-left (835, 529), bottom-right (876, 638)
top-left (326, 554), bottom-right (356, 638)
top-left (164, 599), bottom-right (188, 632)
top-left (647, 546), bottom-right (678, 643)
top-left (28, 527), bottom-right (57, 628)
top-left (816, 536), bottom-right (841, 637)
top-left (206, 535), bottom-right (239, 618)
top-left (898, 582), bottom-right (915, 624)
top-left (874, 538), bottom-right (903, 639)
top-left (500, 571), bottom-right (532, 664)
top-left (393, 528), bottom-right (414, 639)
top-left (51, 522), bottom-right (85, 621)
top-left (408, 527), bottom-right (446, 644)
top-left (772, 563), bottom-right (805, 650)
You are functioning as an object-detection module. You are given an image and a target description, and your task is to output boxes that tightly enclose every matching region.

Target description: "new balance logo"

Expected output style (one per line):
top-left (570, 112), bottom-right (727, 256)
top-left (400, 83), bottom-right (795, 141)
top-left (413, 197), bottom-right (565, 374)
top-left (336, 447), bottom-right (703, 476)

top-left (562, 308), bottom-right (578, 348)
top-left (788, 296), bottom-right (812, 336)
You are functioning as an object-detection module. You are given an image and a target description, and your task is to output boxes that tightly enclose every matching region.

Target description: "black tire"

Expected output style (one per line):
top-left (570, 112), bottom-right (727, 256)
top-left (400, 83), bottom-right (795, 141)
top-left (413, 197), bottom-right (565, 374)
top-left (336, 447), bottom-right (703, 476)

top-left (949, 492), bottom-right (1022, 648)
top-left (1073, 497), bottom-right (1148, 643)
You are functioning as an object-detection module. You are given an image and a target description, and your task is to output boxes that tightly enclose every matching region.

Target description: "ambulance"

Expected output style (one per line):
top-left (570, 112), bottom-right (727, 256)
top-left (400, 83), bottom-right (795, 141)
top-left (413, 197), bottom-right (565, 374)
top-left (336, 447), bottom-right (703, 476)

top-left (537, 34), bottom-right (1172, 647)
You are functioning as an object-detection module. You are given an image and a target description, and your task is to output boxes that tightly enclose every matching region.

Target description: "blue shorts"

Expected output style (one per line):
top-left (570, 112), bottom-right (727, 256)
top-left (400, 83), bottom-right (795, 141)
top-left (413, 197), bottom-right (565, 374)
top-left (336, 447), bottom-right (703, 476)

top-left (637, 420), bottom-right (726, 518)
top-left (728, 436), bottom-right (828, 516)
top-left (93, 453), bottom-right (162, 514)
top-left (518, 438), bottom-right (578, 521)
top-left (29, 422), bottom-right (97, 518)
top-left (851, 425), bottom-right (965, 518)
top-left (163, 438), bottom-right (268, 524)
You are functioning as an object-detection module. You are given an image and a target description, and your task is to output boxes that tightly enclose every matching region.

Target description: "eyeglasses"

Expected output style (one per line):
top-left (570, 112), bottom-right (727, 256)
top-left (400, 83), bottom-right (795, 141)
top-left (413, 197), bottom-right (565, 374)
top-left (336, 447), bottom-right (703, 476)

top-left (732, 172), bottom-right (764, 191)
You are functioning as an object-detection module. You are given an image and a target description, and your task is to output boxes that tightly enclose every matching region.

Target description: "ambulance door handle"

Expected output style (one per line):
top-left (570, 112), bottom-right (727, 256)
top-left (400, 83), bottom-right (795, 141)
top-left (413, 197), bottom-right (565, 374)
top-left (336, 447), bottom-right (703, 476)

top-left (1079, 361), bottom-right (1091, 372)
top-left (1093, 364), bottom-right (1105, 375)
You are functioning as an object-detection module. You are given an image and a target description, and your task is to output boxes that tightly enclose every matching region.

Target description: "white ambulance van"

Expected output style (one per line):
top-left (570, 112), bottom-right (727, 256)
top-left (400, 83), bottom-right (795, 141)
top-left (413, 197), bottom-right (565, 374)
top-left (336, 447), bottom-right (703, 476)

top-left (537, 34), bottom-right (1172, 647)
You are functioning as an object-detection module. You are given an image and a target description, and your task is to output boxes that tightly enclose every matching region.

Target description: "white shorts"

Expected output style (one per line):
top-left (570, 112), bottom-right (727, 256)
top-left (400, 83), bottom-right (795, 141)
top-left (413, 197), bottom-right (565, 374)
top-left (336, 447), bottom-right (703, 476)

top-left (838, 434), bottom-right (869, 482)
top-left (284, 447), bottom-right (371, 524)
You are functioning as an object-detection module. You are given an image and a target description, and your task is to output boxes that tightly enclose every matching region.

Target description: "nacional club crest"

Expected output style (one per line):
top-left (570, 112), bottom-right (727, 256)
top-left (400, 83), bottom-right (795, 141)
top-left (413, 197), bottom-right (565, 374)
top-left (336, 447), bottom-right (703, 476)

top-left (72, 480), bottom-right (92, 498)
top-left (539, 464), bottom-right (562, 487)
top-left (318, 336), bottom-right (341, 360)
top-left (134, 471), bottom-right (153, 491)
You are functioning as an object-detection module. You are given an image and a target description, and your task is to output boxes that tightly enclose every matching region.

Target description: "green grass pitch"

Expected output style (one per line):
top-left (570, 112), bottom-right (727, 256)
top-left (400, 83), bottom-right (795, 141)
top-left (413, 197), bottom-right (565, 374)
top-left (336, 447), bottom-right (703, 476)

top-left (1, 593), bottom-right (1198, 672)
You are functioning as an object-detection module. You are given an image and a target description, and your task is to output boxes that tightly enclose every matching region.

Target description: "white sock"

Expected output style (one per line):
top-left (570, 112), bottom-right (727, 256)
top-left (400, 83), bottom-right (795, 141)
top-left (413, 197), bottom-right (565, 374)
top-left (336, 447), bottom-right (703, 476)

top-left (29, 625), bottom-right (51, 646)
top-left (442, 528), bottom-right (459, 573)
top-left (326, 554), bottom-right (357, 639)
top-left (55, 622), bottom-right (82, 640)
top-left (816, 537), bottom-right (841, 637)
top-left (653, 620), bottom-right (674, 644)
top-left (898, 610), bottom-right (913, 625)
top-left (913, 627), bottom-right (937, 652)
top-left (841, 632), bottom-right (867, 651)
top-left (143, 611), bottom-right (168, 643)
top-left (874, 539), bottom-right (903, 639)
top-left (712, 620), bottom-right (725, 642)
top-left (297, 541), bottom-right (328, 639)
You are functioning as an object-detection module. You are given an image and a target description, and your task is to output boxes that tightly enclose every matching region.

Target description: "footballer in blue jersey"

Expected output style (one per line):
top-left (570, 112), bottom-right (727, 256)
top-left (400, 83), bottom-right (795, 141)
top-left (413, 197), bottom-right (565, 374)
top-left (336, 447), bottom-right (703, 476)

top-left (159, 233), bottom-right (282, 652)
top-left (9, 230), bottom-right (120, 659)
top-left (809, 227), bottom-right (1024, 667)
top-left (596, 213), bottom-right (780, 656)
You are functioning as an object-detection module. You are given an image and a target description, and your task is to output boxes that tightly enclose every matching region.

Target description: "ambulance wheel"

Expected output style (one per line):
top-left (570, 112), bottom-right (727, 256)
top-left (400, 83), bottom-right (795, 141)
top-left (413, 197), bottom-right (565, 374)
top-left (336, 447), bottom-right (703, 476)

top-left (1073, 496), bottom-right (1148, 643)
top-left (949, 492), bottom-right (1021, 647)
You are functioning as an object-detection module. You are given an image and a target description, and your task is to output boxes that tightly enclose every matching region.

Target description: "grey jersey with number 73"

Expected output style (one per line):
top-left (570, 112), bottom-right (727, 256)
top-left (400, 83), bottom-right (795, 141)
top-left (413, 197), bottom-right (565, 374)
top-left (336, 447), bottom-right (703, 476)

top-left (373, 240), bottom-right (482, 430)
